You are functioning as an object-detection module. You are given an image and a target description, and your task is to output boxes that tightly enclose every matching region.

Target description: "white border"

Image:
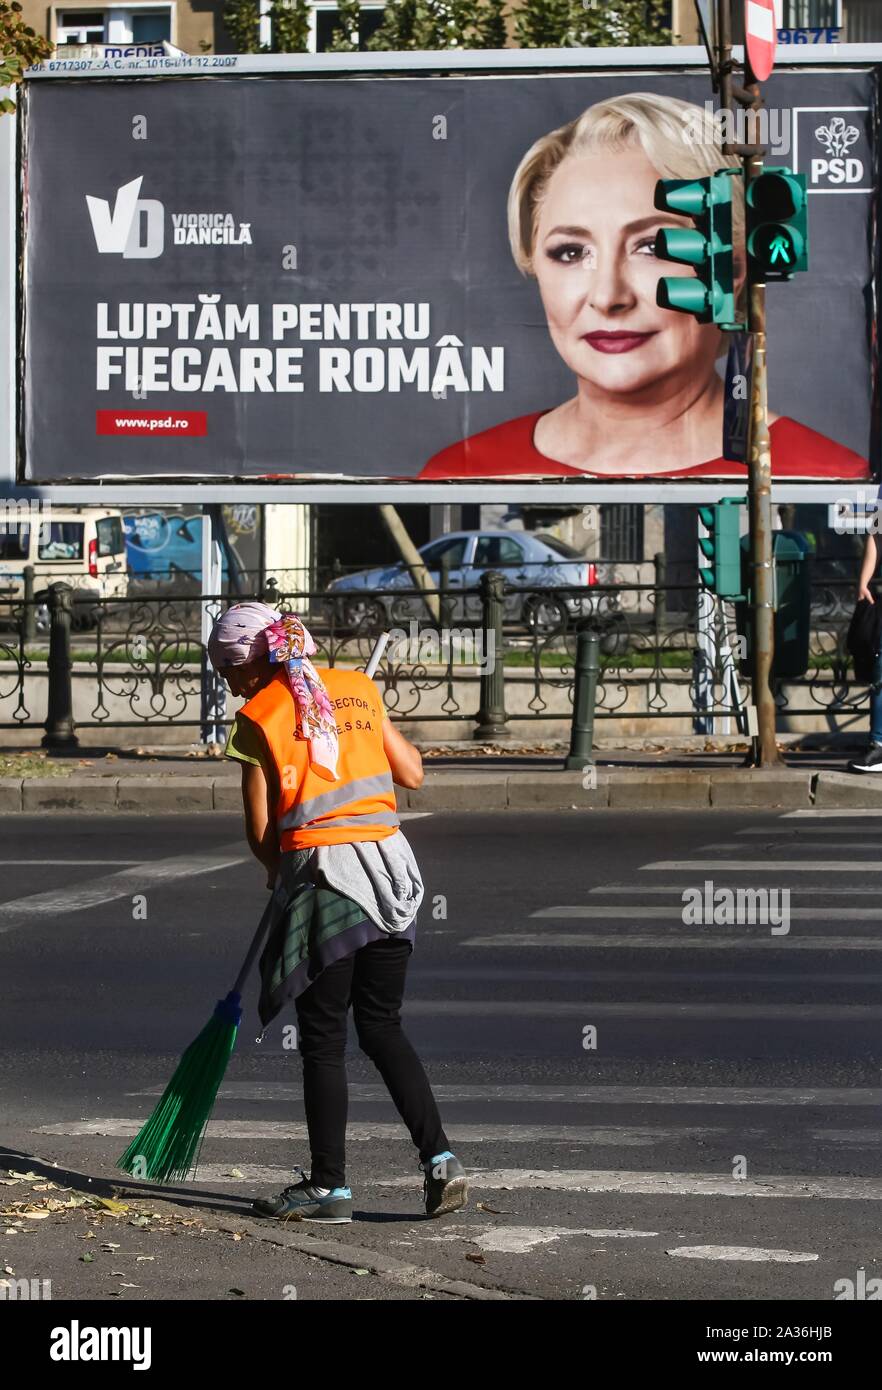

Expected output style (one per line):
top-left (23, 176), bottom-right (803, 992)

top-left (6, 45), bottom-right (881, 503)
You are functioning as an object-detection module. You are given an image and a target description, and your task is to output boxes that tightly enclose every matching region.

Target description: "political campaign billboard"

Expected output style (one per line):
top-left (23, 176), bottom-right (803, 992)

top-left (17, 58), bottom-right (879, 487)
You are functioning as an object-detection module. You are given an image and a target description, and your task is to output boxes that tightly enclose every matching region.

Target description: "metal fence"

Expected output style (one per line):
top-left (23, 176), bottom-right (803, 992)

top-left (0, 567), bottom-right (869, 743)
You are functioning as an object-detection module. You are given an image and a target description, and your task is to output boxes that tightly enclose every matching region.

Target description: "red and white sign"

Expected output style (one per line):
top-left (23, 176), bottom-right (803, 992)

top-left (745, 0), bottom-right (777, 81)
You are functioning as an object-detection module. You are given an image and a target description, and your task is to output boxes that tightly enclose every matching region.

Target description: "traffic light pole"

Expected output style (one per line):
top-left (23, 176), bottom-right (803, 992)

top-left (716, 0), bottom-right (783, 767)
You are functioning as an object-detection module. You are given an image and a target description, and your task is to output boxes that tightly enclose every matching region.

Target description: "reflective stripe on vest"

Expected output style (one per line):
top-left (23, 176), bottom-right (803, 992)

top-left (279, 773), bottom-right (398, 831)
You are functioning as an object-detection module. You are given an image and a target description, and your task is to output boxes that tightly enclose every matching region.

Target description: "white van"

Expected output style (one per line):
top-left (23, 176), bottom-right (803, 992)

top-left (0, 506), bottom-right (128, 629)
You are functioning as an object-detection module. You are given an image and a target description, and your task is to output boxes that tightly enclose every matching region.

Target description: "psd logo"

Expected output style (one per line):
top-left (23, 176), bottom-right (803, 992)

top-left (793, 108), bottom-right (871, 194)
top-left (86, 176), bottom-right (164, 259)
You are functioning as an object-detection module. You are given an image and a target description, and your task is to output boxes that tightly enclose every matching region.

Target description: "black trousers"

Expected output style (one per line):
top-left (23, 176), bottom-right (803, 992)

top-left (294, 936), bottom-right (449, 1189)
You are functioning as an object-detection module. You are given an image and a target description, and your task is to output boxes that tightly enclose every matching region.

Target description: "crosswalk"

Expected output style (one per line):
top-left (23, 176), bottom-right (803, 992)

top-left (24, 808), bottom-right (882, 1297)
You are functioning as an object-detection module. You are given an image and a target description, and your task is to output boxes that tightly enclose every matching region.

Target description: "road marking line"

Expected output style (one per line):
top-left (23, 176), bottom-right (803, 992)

top-left (35, 1119), bottom-right (725, 1145)
top-left (136, 1082), bottom-right (882, 1106)
top-left (399, 1001), bottom-right (882, 1020)
top-left (784, 809), bottom-right (882, 818)
top-left (666, 1245), bottom-right (817, 1262)
top-left (737, 827), bottom-right (877, 836)
top-left (427, 1226), bottom-right (659, 1254)
top-left (642, 860), bottom-right (882, 872)
top-left (371, 1169), bottom-right (882, 1200)
top-left (0, 859), bottom-right (144, 865)
top-left (466, 933), bottom-right (882, 950)
top-left (590, 885), bottom-right (882, 896)
top-left (532, 906), bottom-right (882, 919)
top-left (0, 847), bottom-right (248, 932)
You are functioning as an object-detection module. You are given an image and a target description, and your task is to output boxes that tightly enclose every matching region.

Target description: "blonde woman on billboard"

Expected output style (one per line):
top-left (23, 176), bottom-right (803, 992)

top-left (420, 92), bottom-right (867, 480)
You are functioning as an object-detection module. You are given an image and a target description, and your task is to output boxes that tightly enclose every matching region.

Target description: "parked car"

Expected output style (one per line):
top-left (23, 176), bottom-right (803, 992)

top-left (0, 507), bottom-right (128, 631)
top-left (326, 530), bottom-right (597, 632)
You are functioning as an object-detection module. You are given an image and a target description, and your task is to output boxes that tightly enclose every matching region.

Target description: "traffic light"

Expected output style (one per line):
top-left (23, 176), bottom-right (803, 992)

top-left (746, 168), bottom-right (808, 279)
top-left (654, 169), bottom-right (741, 329)
top-left (698, 499), bottom-right (744, 598)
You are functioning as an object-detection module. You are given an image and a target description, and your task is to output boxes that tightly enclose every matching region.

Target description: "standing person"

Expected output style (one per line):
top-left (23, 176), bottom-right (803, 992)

top-left (207, 602), bottom-right (467, 1221)
top-left (849, 531), bottom-right (882, 773)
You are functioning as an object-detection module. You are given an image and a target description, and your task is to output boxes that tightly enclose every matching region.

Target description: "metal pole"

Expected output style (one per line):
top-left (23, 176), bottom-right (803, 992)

top-left (564, 628), bottom-right (600, 771)
top-left (717, 0), bottom-right (781, 766)
top-left (41, 581), bottom-right (78, 750)
top-left (200, 504), bottom-right (226, 747)
top-left (474, 569), bottom-right (509, 740)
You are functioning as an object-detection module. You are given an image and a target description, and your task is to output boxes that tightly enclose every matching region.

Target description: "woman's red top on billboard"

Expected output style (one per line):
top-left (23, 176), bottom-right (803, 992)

top-left (420, 411), bottom-right (869, 480)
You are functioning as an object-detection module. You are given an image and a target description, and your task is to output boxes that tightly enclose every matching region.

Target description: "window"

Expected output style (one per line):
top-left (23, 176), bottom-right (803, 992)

top-left (473, 535), bottom-right (525, 567)
top-left (97, 516), bottom-right (125, 557)
top-left (781, 1), bottom-right (841, 25)
top-left (312, 4), bottom-right (384, 53)
top-left (599, 505), bottom-right (645, 563)
top-left (38, 522), bottom-right (84, 562)
top-left (419, 537), bottom-right (468, 570)
top-left (56, 7), bottom-right (172, 46)
top-left (535, 534), bottom-right (584, 560)
top-left (57, 10), bottom-right (106, 42)
top-left (0, 526), bottom-right (30, 561)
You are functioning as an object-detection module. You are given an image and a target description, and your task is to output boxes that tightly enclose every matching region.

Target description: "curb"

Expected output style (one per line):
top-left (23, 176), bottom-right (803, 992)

top-left (1, 767), bottom-right (881, 812)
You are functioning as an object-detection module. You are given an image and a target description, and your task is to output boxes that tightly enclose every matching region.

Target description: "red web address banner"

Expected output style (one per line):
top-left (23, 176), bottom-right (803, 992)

top-left (96, 409), bottom-right (207, 437)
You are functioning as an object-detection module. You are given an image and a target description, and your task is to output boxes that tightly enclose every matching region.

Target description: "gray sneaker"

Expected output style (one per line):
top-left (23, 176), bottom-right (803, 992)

top-left (252, 1168), bottom-right (353, 1223)
top-left (422, 1151), bottom-right (468, 1218)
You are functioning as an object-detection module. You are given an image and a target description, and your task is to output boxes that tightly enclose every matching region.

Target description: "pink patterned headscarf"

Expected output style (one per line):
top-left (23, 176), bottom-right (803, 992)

top-left (207, 602), bottom-right (338, 782)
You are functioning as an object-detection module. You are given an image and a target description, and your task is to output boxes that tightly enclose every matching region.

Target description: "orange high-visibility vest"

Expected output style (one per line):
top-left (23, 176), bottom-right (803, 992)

top-left (238, 667), bottom-right (399, 851)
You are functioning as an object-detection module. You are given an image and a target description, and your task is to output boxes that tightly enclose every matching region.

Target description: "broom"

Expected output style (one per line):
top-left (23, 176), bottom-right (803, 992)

top-left (116, 631), bottom-right (391, 1185)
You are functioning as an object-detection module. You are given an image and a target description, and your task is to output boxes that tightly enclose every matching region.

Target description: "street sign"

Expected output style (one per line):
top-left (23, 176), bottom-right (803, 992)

top-left (723, 332), bottom-right (754, 464)
top-left (745, 0), bottom-right (777, 81)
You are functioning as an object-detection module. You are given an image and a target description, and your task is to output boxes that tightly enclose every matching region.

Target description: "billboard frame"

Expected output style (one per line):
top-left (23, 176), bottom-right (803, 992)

top-left (3, 42), bottom-right (881, 505)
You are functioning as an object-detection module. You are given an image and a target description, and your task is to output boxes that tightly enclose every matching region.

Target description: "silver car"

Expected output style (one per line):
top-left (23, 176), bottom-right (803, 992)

top-left (325, 530), bottom-right (598, 632)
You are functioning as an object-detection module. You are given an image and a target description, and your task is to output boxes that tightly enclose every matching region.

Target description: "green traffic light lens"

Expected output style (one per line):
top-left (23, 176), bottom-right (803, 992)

top-left (748, 223), bottom-right (805, 272)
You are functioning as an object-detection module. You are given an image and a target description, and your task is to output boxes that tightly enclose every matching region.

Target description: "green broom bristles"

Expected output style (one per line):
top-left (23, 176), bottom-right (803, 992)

top-left (117, 991), bottom-right (243, 1184)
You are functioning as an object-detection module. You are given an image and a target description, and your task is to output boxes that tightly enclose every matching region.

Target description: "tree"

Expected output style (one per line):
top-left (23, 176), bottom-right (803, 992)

top-left (326, 0), bottom-right (362, 52)
top-left (1, 1), bottom-right (52, 114)
top-left (222, 0), bottom-right (311, 54)
top-left (369, 0), bottom-right (509, 51)
top-left (515, 0), bottom-right (672, 48)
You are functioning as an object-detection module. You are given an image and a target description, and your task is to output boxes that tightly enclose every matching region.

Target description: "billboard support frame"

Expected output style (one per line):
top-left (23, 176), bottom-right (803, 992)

top-left (4, 43), bottom-right (881, 506)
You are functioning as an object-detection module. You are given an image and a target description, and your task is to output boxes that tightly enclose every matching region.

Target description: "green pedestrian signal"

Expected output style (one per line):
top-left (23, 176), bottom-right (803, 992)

top-left (698, 500), bottom-right (744, 598)
top-left (746, 168), bottom-right (809, 279)
top-left (654, 170), bottom-right (742, 329)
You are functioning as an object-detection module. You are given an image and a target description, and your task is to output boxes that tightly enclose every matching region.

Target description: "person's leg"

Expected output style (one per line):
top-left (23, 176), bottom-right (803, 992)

top-left (871, 646), bottom-right (882, 745)
top-left (294, 954), bottom-right (355, 1189)
top-left (351, 937), bottom-right (449, 1166)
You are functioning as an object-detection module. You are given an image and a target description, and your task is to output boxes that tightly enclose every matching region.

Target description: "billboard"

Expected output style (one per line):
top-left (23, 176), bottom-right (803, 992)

top-left (17, 57), bottom-right (880, 489)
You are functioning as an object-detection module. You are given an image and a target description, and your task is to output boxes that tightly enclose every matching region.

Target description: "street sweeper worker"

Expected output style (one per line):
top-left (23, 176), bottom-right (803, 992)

top-left (207, 601), bottom-right (467, 1223)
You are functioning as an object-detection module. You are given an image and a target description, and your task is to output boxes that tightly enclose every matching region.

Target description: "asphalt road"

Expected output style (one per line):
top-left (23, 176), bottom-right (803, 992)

top-left (2, 808), bottom-right (882, 1304)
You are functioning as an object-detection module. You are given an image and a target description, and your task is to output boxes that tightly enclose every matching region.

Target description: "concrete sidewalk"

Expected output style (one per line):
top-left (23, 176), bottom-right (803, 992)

top-left (2, 763), bottom-right (881, 812)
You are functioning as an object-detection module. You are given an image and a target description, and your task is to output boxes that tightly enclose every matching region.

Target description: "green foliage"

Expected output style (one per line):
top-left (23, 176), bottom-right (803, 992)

top-left (515, 0), bottom-right (672, 49)
top-left (368, 0), bottom-right (509, 51)
top-left (0, 1), bottom-right (53, 114)
top-left (269, 0), bottom-right (311, 52)
top-left (326, 0), bottom-right (362, 51)
top-left (223, 0), bottom-right (311, 53)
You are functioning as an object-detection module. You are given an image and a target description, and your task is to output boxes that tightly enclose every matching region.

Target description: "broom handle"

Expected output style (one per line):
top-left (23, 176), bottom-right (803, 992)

top-left (230, 891), bottom-right (278, 998)
top-left (365, 631), bottom-right (390, 678)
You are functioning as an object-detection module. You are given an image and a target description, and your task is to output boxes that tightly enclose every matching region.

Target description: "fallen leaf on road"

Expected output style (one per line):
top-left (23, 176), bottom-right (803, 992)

top-left (229, 1288), bottom-right (245, 1296)
top-left (128, 1216), bottom-right (149, 1229)
top-left (8, 1171), bottom-right (39, 1182)
top-left (80, 1254), bottom-right (95, 1263)
top-left (120, 1283), bottom-right (139, 1289)
top-left (110, 1271), bottom-right (127, 1277)
top-left (3, 1265), bottom-right (14, 1275)
top-left (3, 1229), bottom-right (19, 1235)
top-left (93, 1198), bottom-right (129, 1214)
top-left (21, 1212), bottom-right (50, 1220)
top-left (465, 1253), bottom-right (486, 1266)
top-left (476, 1202), bottom-right (512, 1215)
top-left (228, 1169), bottom-right (245, 1179)
top-left (232, 1233), bottom-right (243, 1242)
top-left (352, 1269), bottom-right (370, 1276)
top-left (76, 1233), bottom-right (97, 1241)
top-left (101, 1243), bottom-right (121, 1252)
top-left (135, 1256), bottom-right (154, 1262)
